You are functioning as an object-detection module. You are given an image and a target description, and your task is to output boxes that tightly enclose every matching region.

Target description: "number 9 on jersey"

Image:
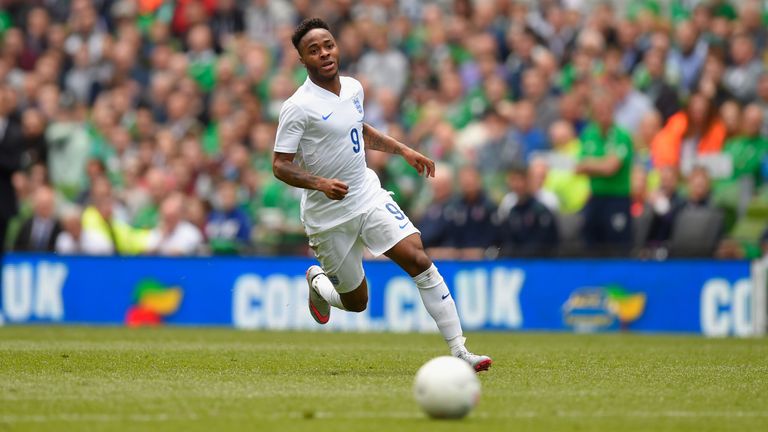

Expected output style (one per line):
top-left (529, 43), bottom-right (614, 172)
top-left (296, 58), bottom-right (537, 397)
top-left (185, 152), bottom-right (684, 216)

top-left (350, 128), bottom-right (360, 153)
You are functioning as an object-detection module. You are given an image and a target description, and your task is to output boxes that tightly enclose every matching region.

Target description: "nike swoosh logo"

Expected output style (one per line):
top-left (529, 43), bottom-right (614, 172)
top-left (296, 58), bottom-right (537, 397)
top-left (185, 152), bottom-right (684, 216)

top-left (322, 112), bottom-right (333, 120)
top-left (309, 301), bottom-right (329, 324)
top-left (441, 293), bottom-right (450, 300)
top-left (398, 222), bottom-right (409, 229)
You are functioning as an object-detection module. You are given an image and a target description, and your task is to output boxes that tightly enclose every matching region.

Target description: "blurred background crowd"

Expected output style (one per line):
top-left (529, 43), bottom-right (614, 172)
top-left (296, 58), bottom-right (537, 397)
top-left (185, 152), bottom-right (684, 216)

top-left (1, 0), bottom-right (768, 259)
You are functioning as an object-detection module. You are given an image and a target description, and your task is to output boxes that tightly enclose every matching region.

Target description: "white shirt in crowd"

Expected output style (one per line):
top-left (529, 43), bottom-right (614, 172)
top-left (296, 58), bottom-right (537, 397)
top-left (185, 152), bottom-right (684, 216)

top-left (55, 232), bottom-right (81, 254)
top-left (146, 221), bottom-right (204, 256)
top-left (79, 228), bottom-right (115, 255)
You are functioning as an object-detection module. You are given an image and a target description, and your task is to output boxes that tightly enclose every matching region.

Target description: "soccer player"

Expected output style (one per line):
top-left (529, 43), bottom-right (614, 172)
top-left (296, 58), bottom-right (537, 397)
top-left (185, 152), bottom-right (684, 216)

top-left (273, 18), bottom-right (491, 372)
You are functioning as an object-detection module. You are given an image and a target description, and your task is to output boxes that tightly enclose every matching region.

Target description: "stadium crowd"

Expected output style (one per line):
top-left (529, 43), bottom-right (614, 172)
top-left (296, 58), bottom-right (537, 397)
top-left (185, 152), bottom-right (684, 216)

top-left (1, 0), bottom-right (768, 259)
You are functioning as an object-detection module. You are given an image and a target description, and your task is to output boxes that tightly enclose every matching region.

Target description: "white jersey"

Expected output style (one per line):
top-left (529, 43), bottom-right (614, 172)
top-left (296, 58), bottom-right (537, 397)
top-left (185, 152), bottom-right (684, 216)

top-left (274, 76), bottom-right (382, 234)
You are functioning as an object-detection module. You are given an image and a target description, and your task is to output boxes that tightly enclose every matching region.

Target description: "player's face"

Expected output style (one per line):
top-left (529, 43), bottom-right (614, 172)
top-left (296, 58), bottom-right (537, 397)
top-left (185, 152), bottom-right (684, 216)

top-left (299, 29), bottom-right (340, 82)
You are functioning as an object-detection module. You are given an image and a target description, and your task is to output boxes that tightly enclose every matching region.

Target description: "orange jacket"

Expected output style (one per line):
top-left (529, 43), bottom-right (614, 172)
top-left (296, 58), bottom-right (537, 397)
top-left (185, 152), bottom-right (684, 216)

top-left (651, 112), bottom-right (726, 168)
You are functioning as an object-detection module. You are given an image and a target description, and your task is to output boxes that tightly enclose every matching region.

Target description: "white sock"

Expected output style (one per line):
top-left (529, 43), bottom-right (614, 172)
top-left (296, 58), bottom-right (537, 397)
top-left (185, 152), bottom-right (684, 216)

top-left (312, 272), bottom-right (346, 310)
top-left (413, 264), bottom-right (465, 355)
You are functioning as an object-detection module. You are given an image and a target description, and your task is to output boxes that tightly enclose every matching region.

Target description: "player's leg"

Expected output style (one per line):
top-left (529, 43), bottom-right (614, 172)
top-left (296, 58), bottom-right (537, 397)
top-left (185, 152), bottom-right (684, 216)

top-left (306, 217), bottom-right (369, 323)
top-left (384, 234), bottom-right (491, 371)
top-left (307, 263), bottom-right (369, 313)
top-left (361, 195), bottom-right (491, 371)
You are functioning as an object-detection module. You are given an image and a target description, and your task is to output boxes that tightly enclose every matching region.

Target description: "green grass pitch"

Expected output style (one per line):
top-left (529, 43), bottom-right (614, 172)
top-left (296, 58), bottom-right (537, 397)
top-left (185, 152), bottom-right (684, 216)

top-left (1, 327), bottom-right (767, 432)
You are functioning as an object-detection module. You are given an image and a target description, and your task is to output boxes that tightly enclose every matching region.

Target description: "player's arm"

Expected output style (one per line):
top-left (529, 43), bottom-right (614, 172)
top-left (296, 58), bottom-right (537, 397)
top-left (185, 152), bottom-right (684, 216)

top-left (575, 155), bottom-right (622, 177)
top-left (272, 152), bottom-right (349, 200)
top-left (362, 122), bottom-right (435, 177)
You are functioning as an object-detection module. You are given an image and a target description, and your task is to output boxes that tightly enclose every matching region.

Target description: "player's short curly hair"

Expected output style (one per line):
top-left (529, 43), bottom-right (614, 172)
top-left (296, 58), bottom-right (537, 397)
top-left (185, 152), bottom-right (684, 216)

top-left (292, 18), bottom-right (330, 51)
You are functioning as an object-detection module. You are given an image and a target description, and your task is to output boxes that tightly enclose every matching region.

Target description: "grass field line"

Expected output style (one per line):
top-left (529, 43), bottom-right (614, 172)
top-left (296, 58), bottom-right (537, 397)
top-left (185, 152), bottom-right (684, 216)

top-left (0, 386), bottom-right (616, 401)
top-left (0, 341), bottom-right (430, 353)
top-left (2, 409), bottom-right (768, 424)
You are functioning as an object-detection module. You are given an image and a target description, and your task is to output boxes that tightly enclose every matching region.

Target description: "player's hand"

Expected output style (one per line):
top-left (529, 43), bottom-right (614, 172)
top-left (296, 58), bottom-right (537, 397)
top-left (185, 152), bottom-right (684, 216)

top-left (320, 178), bottom-right (349, 200)
top-left (403, 148), bottom-right (436, 178)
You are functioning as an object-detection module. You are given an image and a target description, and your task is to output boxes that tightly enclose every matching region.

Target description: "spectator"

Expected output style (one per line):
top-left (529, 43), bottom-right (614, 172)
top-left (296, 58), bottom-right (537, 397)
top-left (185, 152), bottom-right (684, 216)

top-left (695, 54), bottom-right (734, 107)
top-left (514, 100), bottom-right (549, 161)
top-left (504, 26), bottom-right (539, 99)
top-left (651, 92), bottom-right (726, 173)
top-left (666, 20), bottom-right (708, 95)
top-left (132, 167), bottom-right (170, 229)
top-left (521, 68), bottom-right (559, 133)
top-left (634, 110), bottom-right (663, 168)
top-left (21, 108), bottom-right (47, 168)
top-left (202, 91), bottom-right (234, 155)
top-left (244, 0), bottom-right (295, 49)
top-left (417, 165), bottom-right (457, 260)
top-left (13, 185), bottom-right (61, 252)
top-left (685, 166), bottom-right (714, 208)
top-left (738, 0), bottom-right (767, 53)
top-left (446, 165), bottom-right (497, 259)
top-left (45, 93), bottom-right (90, 199)
top-left (19, 7), bottom-right (49, 71)
top-left (63, 4), bottom-right (107, 63)
top-left (146, 193), bottom-right (204, 256)
top-left (476, 109), bottom-right (524, 176)
top-left (630, 165), bottom-right (650, 218)
top-left (528, 157), bottom-right (560, 212)
top-left (185, 196), bottom-right (209, 237)
top-left (436, 72), bottom-right (473, 130)
top-left (75, 159), bottom-right (108, 206)
top-left (0, 86), bottom-right (24, 256)
top-left (614, 17), bottom-right (643, 72)
top-left (55, 206), bottom-right (83, 255)
top-left (420, 121), bottom-right (464, 169)
top-left (610, 72), bottom-right (654, 134)
top-left (761, 227), bottom-right (768, 257)
top-left (209, 0), bottom-right (245, 51)
top-left (81, 176), bottom-right (147, 255)
top-left (634, 48), bottom-right (680, 122)
top-left (543, 120), bottom-right (590, 215)
top-left (722, 34), bottom-right (764, 104)
top-left (647, 166), bottom-right (686, 247)
top-left (758, 73), bottom-right (768, 137)
top-left (498, 155), bottom-right (560, 216)
top-left (722, 104), bottom-right (768, 185)
top-left (719, 99), bottom-right (742, 139)
top-left (165, 90), bottom-right (202, 140)
top-left (206, 181), bottom-right (252, 255)
top-left (558, 91), bottom-right (588, 135)
top-left (365, 88), bottom-right (402, 131)
top-left (576, 90), bottom-right (634, 255)
top-left (186, 24), bottom-right (218, 94)
top-left (496, 164), bottom-right (559, 257)
top-left (358, 26), bottom-right (409, 97)
top-left (530, 4), bottom-right (576, 61)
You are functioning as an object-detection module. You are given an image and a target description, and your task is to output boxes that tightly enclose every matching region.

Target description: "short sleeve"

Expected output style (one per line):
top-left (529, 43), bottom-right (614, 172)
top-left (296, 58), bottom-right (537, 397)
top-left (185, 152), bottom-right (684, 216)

top-left (274, 101), bottom-right (307, 154)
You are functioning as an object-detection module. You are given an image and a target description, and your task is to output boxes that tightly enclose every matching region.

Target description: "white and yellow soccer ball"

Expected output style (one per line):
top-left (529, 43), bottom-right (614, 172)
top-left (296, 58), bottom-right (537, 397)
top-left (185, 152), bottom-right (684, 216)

top-left (413, 356), bottom-right (481, 419)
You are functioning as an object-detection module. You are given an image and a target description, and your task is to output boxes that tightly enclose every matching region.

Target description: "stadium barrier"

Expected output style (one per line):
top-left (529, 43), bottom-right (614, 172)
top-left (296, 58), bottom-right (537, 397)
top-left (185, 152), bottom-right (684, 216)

top-left (751, 257), bottom-right (768, 337)
top-left (0, 254), bottom-right (763, 337)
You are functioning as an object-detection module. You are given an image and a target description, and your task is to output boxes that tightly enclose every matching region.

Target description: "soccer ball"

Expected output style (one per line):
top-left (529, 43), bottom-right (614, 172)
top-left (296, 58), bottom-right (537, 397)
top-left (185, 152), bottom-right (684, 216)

top-left (413, 356), bottom-right (481, 419)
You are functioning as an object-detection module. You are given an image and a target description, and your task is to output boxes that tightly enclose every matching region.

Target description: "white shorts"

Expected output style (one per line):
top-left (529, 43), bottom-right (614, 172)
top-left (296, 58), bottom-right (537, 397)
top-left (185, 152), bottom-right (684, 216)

top-left (307, 191), bottom-right (420, 293)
